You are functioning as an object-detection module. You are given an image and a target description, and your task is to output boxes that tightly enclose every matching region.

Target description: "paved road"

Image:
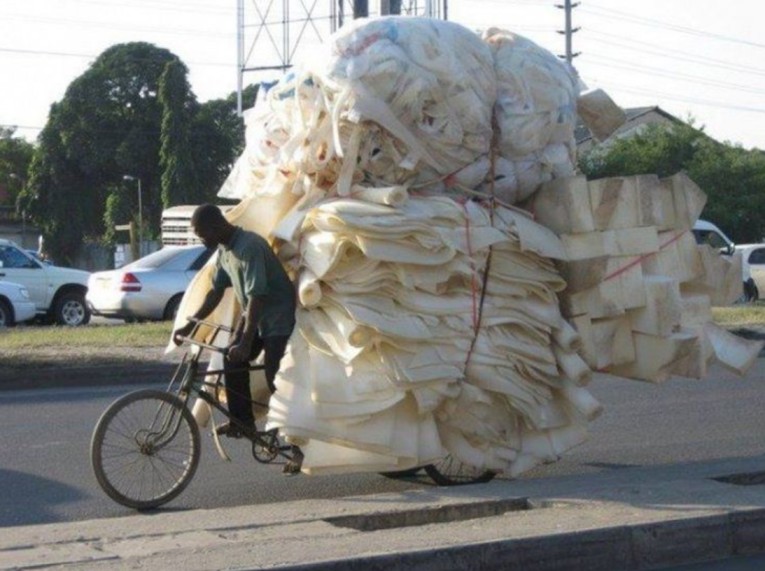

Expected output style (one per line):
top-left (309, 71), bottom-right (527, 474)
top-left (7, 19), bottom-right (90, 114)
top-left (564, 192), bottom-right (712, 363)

top-left (1, 359), bottom-right (764, 528)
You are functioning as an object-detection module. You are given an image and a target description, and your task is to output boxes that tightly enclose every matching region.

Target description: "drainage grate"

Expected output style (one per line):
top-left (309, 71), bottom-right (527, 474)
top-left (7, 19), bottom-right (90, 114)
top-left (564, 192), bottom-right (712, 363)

top-left (711, 471), bottom-right (765, 486)
top-left (324, 497), bottom-right (533, 531)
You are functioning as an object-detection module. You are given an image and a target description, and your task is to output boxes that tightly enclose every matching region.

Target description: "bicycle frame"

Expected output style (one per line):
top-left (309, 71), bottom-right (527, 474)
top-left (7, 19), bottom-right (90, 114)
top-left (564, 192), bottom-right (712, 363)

top-left (172, 318), bottom-right (293, 462)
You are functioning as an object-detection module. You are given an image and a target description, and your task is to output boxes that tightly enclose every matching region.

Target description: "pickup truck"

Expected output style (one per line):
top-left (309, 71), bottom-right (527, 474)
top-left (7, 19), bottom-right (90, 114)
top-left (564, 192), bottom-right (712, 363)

top-left (0, 239), bottom-right (91, 325)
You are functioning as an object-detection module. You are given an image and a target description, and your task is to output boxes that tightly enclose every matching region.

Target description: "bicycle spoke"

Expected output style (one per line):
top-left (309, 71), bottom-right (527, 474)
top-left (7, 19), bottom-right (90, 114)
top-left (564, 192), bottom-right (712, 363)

top-left (92, 390), bottom-right (200, 509)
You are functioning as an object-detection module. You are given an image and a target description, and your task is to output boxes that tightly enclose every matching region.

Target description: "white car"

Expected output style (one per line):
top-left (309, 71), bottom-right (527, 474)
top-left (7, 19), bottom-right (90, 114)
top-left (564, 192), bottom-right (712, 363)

top-left (0, 239), bottom-right (91, 326)
top-left (0, 280), bottom-right (36, 326)
top-left (87, 245), bottom-right (212, 322)
top-left (734, 244), bottom-right (765, 301)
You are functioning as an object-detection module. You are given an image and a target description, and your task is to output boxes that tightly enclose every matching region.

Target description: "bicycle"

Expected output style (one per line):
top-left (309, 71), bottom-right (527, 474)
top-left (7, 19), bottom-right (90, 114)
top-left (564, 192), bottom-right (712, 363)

top-left (90, 319), bottom-right (495, 510)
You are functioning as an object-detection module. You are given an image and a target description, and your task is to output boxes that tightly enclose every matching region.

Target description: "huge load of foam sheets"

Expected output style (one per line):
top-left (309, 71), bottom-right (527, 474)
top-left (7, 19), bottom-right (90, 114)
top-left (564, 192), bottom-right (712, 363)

top-left (171, 16), bottom-right (763, 477)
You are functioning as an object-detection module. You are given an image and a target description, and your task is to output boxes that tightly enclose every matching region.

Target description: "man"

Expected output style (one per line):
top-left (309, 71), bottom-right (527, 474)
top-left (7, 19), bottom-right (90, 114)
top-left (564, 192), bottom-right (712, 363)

top-left (173, 204), bottom-right (302, 474)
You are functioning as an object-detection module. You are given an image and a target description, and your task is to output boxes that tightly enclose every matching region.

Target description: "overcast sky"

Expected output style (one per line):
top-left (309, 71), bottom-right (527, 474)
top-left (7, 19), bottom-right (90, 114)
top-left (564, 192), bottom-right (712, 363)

top-left (2, 0), bottom-right (763, 149)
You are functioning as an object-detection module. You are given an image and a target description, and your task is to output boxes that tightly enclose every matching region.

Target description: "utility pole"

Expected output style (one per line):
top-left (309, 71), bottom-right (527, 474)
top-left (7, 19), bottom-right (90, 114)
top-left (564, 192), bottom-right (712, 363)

top-left (556, 0), bottom-right (580, 64)
top-left (353, 0), bottom-right (368, 18)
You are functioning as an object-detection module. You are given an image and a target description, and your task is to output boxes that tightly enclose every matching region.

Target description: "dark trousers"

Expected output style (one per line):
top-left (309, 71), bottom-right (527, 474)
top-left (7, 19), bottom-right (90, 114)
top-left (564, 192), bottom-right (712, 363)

top-left (223, 334), bottom-right (290, 425)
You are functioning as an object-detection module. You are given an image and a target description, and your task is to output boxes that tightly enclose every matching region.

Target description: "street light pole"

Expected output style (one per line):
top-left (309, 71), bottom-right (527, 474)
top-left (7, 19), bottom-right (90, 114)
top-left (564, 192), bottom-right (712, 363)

top-left (122, 175), bottom-right (143, 257)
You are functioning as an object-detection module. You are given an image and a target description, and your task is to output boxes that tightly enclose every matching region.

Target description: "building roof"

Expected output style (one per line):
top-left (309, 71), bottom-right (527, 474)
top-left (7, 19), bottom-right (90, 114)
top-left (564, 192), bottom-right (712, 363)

top-left (575, 105), bottom-right (684, 144)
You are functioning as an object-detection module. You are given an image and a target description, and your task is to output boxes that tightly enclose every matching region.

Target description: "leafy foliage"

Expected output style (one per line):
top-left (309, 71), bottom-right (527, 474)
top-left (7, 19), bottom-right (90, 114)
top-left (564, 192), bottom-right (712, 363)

top-left (19, 43), bottom-right (254, 262)
top-left (158, 59), bottom-right (201, 208)
top-left (578, 122), bottom-right (765, 243)
top-left (0, 128), bottom-right (34, 207)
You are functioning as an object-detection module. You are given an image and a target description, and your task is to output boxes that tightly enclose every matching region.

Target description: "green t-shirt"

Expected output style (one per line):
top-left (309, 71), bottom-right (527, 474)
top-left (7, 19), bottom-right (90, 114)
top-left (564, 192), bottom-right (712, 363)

top-left (212, 228), bottom-right (296, 337)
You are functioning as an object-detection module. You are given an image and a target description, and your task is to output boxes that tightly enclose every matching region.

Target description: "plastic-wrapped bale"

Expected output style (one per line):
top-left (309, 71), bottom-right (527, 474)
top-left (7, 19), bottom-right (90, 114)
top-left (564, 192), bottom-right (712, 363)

top-left (480, 28), bottom-right (581, 204)
top-left (299, 16), bottom-right (497, 195)
top-left (219, 18), bottom-right (582, 208)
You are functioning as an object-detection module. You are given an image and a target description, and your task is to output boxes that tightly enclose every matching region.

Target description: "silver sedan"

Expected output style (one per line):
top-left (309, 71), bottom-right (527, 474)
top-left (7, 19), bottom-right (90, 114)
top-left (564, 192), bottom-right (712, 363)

top-left (86, 245), bottom-right (213, 322)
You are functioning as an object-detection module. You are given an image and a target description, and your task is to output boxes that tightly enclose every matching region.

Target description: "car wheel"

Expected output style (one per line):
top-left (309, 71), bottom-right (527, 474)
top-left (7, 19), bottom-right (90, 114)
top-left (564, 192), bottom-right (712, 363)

top-left (743, 279), bottom-right (758, 303)
top-left (0, 299), bottom-right (14, 327)
top-left (163, 295), bottom-right (183, 321)
top-left (54, 292), bottom-right (91, 326)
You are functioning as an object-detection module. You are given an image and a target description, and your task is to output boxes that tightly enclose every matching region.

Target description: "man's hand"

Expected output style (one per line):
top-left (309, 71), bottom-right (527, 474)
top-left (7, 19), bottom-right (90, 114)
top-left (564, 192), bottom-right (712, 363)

top-left (227, 340), bottom-right (250, 362)
top-left (173, 320), bottom-right (195, 346)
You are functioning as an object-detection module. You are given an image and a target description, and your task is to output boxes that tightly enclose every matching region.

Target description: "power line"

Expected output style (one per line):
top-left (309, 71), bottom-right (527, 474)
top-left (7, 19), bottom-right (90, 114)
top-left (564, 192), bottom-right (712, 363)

top-left (66, 0), bottom-right (235, 16)
top-left (0, 46), bottom-right (234, 68)
top-left (2, 12), bottom-right (235, 40)
top-left (585, 55), bottom-right (765, 97)
top-left (586, 31), bottom-right (765, 78)
top-left (579, 77), bottom-right (765, 114)
top-left (582, 3), bottom-right (765, 50)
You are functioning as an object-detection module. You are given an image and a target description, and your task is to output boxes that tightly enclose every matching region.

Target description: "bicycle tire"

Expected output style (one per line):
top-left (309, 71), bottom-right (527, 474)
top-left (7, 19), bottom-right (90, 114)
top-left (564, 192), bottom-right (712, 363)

top-left (424, 456), bottom-right (496, 486)
top-left (379, 466), bottom-right (424, 479)
top-left (91, 389), bottom-right (200, 510)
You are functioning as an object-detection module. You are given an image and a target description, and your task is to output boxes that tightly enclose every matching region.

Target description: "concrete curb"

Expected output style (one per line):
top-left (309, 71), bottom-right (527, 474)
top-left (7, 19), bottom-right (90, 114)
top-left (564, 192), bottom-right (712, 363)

top-left (279, 509), bottom-right (765, 571)
top-left (3, 456), bottom-right (765, 570)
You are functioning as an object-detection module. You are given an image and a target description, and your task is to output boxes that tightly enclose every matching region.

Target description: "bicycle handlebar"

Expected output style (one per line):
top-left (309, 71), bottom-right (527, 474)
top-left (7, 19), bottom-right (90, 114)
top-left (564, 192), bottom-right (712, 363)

top-left (175, 317), bottom-right (234, 355)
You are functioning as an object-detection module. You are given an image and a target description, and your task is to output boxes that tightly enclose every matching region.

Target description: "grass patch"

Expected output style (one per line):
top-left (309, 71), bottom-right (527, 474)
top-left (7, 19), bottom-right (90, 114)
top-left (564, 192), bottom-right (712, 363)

top-left (0, 322), bottom-right (173, 349)
top-left (712, 303), bottom-right (765, 327)
top-left (0, 322), bottom-right (176, 369)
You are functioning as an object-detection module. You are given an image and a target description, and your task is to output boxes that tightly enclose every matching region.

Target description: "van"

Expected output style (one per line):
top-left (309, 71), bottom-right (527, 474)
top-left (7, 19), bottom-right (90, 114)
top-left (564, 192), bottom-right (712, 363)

top-left (691, 219), bottom-right (735, 255)
top-left (160, 204), bottom-right (235, 246)
top-left (691, 219), bottom-right (755, 301)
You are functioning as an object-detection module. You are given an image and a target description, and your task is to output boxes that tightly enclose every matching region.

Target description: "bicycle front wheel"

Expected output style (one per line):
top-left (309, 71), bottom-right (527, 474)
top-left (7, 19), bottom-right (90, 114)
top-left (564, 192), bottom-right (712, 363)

top-left (91, 389), bottom-right (200, 510)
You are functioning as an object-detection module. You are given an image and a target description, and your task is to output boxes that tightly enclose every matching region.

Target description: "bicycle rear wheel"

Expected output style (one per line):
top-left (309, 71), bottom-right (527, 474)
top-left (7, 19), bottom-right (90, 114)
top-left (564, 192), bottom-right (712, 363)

top-left (425, 456), bottom-right (496, 486)
top-left (91, 389), bottom-right (200, 510)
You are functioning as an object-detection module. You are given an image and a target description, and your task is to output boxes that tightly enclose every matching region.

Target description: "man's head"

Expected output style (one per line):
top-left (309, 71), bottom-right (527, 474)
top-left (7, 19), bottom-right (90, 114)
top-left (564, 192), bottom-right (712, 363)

top-left (191, 204), bottom-right (232, 249)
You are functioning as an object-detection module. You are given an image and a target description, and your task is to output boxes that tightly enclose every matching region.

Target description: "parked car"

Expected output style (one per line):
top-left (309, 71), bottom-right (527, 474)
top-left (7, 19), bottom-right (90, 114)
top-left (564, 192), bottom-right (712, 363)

top-left (86, 245), bottom-right (213, 322)
top-left (25, 250), bottom-right (52, 266)
top-left (0, 280), bottom-right (36, 326)
top-left (0, 239), bottom-right (91, 326)
top-left (691, 220), bottom-right (756, 302)
top-left (734, 244), bottom-right (765, 301)
top-left (691, 219), bottom-right (735, 255)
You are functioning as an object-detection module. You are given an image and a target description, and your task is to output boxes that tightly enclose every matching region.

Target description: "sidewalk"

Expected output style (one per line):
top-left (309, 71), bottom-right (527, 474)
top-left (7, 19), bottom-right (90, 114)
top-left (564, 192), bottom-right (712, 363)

top-left (3, 455), bottom-right (765, 570)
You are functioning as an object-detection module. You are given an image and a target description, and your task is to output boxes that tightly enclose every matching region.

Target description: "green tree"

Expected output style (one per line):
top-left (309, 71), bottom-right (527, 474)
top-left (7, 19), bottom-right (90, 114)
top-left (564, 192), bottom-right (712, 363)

top-left (20, 42), bottom-right (178, 261)
top-left (0, 127), bottom-right (34, 208)
top-left (578, 122), bottom-right (765, 243)
top-left (103, 185), bottom-right (133, 244)
top-left (190, 84), bottom-right (259, 202)
top-left (19, 40), bottom-right (259, 262)
top-left (158, 59), bottom-right (201, 208)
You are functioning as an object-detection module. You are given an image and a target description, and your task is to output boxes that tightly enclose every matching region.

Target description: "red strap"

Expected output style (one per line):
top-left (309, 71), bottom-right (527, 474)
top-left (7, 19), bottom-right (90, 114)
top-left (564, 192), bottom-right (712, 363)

top-left (603, 230), bottom-right (687, 282)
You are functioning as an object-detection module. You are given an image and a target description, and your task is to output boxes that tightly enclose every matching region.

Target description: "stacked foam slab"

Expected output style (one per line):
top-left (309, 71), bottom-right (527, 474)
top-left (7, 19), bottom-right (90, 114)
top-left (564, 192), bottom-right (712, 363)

top-left (265, 195), bottom-right (603, 475)
top-left (525, 172), bottom-right (762, 383)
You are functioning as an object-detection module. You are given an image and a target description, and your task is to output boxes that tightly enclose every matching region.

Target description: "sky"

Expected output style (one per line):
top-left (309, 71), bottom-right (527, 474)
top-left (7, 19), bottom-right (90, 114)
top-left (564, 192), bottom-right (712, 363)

top-left (2, 0), bottom-right (764, 150)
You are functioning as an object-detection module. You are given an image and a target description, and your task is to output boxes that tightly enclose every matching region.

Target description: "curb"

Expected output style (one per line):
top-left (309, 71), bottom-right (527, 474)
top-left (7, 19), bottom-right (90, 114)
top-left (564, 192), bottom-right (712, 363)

top-left (4, 457), bottom-right (765, 570)
top-left (278, 509), bottom-right (765, 571)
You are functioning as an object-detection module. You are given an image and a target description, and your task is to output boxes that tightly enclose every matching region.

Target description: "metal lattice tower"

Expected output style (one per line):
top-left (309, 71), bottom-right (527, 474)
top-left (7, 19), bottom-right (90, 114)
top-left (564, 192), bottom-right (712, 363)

top-left (236, 0), bottom-right (448, 113)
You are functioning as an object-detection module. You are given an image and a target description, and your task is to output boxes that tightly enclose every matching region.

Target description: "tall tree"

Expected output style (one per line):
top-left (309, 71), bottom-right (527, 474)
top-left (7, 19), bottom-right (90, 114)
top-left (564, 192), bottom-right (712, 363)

top-left (190, 84), bottom-right (259, 202)
top-left (20, 43), bottom-right (178, 260)
top-left (158, 59), bottom-right (200, 208)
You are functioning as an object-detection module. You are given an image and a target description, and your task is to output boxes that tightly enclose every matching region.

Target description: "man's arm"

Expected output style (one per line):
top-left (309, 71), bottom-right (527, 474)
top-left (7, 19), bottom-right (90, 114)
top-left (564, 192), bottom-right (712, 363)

top-left (227, 295), bottom-right (264, 362)
top-left (172, 288), bottom-right (225, 344)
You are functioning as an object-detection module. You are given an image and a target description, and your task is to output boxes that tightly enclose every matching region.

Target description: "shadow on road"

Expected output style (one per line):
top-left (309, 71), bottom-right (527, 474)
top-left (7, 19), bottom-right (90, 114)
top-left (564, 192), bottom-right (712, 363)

top-left (0, 469), bottom-right (88, 527)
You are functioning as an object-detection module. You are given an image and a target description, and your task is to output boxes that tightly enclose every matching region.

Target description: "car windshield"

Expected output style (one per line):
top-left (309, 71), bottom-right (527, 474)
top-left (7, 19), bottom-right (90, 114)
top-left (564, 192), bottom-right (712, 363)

top-left (127, 248), bottom-right (187, 269)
